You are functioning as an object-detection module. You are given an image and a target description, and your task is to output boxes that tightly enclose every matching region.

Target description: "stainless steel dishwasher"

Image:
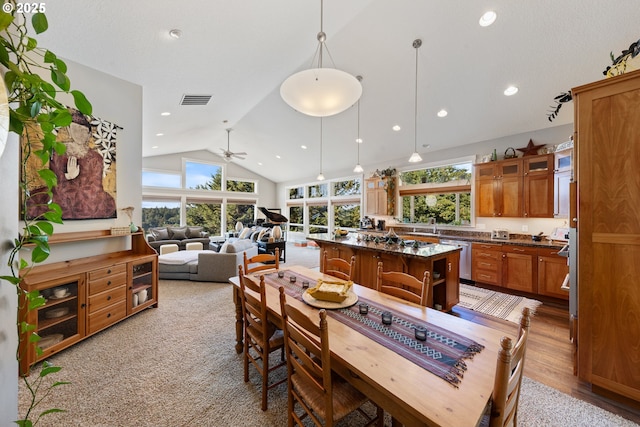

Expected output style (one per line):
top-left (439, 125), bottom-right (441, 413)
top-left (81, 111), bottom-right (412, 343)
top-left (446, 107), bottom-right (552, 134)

top-left (440, 239), bottom-right (471, 281)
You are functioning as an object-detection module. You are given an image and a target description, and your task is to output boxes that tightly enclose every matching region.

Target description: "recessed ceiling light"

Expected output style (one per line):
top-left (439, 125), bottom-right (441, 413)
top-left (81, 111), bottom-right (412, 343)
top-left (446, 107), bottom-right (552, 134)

top-left (152, 145), bottom-right (159, 149)
top-left (356, 138), bottom-right (363, 143)
top-left (392, 125), bottom-right (401, 131)
top-left (275, 155), bottom-right (281, 159)
top-left (301, 145), bottom-right (307, 149)
top-left (156, 133), bottom-right (164, 136)
top-left (479, 11), bottom-right (497, 27)
top-left (437, 109), bottom-right (448, 118)
top-left (161, 112), bottom-right (171, 116)
top-left (504, 86), bottom-right (519, 96)
top-left (257, 162), bottom-right (263, 166)
top-left (169, 29), bottom-right (182, 39)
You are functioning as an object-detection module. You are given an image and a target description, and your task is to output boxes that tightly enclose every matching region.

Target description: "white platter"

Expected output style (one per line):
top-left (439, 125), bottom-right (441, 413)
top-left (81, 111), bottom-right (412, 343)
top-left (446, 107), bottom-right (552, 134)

top-left (45, 307), bottom-right (70, 319)
top-left (302, 290), bottom-right (358, 309)
top-left (49, 292), bottom-right (71, 299)
top-left (39, 333), bottom-right (64, 349)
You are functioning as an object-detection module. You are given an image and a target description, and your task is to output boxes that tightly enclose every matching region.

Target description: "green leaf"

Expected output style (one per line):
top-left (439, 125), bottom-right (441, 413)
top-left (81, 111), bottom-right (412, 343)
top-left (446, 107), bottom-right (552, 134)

top-left (9, 111), bottom-right (24, 134)
top-left (51, 109), bottom-right (72, 127)
top-left (36, 221), bottom-right (55, 235)
top-left (40, 408), bottom-right (66, 416)
top-left (41, 81), bottom-right (56, 98)
top-left (41, 365), bottom-right (62, 376)
top-left (54, 58), bottom-right (67, 74)
top-left (30, 101), bottom-right (42, 118)
top-left (0, 10), bottom-right (14, 32)
top-left (71, 90), bottom-right (92, 115)
top-left (50, 68), bottom-right (70, 91)
top-left (19, 258), bottom-right (29, 269)
top-left (38, 168), bottom-right (57, 188)
top-left (31, 245), bottom-right (50, 263)
top-left (0, 45), bottom-right (8, 66)
top-left (32, 12), bottom-right (48, 34)
top-left (0, 275), bottom-right (21, 285)
top-left (44, 50), bottom-right (57, 64)
top-left (26, 37), bottom-right (37, 51)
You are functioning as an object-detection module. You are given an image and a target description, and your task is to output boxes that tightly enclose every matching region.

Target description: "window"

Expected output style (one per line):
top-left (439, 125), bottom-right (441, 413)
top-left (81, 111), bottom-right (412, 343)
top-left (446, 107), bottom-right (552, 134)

top-left (333, 178), bottom-right (361, 196)
top-left (226, 202), bottom-right (255, 230)
top-left (186, 199), bottom-right (222, 236)
top-left (227, 178), bottom-right (255, 193)
top-left (399, 162), bottom-right (472, 225)
top-left (142, 199), bottom-right (181, 230)
top-left (289, 205), bottom-right (304, 233)
top-left (308, 183), bottom-right (328, 198)
top-left (185, 161), bottom-right (222, 190)
top-left (334, 203), bottom-right (360, 229)
top-left (289, 187), bottom-right (304, 199)
top-left (142, 171), bottom-right (181, 188)
top-left (308, 204), bottom-right (328, 234)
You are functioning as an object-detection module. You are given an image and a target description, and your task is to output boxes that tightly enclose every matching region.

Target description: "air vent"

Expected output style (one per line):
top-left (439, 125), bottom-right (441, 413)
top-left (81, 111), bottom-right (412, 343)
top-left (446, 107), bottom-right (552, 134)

top-left (180, 94), bottom-right (212, 106)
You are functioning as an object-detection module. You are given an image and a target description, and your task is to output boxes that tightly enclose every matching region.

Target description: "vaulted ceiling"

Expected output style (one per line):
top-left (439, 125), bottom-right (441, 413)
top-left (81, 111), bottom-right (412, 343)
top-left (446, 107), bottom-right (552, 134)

top-left (37, 1), bottom-right (640, 183)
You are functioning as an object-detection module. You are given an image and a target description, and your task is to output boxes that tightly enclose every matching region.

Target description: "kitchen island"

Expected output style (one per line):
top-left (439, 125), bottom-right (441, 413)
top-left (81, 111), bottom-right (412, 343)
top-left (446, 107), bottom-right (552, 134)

top-left (307, 233), bottom-right (461, 311)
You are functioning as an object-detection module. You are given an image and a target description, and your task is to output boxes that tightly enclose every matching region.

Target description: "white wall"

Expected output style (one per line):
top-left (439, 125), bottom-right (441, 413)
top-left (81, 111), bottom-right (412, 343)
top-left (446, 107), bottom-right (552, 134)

top-left (0, 134), bottom-right (19, 424)
top-left (1, 59), bottom-right (142, 423)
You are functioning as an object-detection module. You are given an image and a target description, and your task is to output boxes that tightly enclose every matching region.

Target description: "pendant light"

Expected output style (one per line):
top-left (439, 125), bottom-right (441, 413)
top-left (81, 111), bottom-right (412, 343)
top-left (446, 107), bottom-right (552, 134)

top-left (317, 117), bottom-right (325, 181)
top-left (280, 0), bottom-right (362, 117)
top-left (353, 78), bottom-right (364, 173)
top-left (408, 39), bottom-right (423, 163)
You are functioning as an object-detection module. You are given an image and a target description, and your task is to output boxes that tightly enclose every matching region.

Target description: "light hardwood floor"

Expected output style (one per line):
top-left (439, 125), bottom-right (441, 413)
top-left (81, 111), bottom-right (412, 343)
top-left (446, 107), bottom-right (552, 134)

top-left (452, 302), bottom-right (640, 424)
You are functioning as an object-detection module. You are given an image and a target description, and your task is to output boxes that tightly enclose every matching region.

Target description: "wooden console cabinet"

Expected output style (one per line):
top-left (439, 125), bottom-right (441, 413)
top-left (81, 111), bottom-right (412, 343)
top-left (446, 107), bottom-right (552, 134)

top-left (19, 231), bottom-right (158, 375)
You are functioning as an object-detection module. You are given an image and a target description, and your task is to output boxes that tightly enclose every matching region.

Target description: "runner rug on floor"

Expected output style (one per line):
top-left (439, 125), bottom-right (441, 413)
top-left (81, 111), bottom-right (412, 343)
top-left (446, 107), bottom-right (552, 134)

top-left (457, 284), bottom-right (542, 324)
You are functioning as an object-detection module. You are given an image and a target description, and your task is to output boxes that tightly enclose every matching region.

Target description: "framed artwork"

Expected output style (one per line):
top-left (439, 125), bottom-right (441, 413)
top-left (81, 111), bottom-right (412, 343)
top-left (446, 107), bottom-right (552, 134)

top-left (24, 108), bottom-right (121, 220)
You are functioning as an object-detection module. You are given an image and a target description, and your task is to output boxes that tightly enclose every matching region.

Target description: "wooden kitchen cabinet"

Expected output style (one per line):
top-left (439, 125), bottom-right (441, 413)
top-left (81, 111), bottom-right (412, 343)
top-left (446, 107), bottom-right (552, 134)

top-left (523, 154), bottom-right (554, 218)
top-left (19, 231), bottom-right (158, 375)
top-left (502, 245), bottom-right (537, 293)
top-left (474, 159), bottom-right (523, 217)
top-left (472, 242), bottom-right (503, 285)
top-left (537, 248), bottom-right (569, 300)
top-left (365, 177), bottom-right (395, 216)
top-left (573, 69), bottom-right (640, 402)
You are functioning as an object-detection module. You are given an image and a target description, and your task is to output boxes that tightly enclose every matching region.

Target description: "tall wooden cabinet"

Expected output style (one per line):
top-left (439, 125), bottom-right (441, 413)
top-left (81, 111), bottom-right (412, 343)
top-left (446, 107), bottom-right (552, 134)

top-left (573, 69), bottom-right (640, 402)
top-left (19, 231), bottom-right (158, 375)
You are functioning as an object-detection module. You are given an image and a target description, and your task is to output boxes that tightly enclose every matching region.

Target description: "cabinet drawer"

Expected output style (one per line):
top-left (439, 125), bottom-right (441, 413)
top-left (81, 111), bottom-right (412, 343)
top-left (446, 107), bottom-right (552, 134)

top-left (88, 285), bottom-right (126, 313)
top-left (88, 272), bottom-right (126, 295)
top-left (88, 300), bottom-right (127, 335)
top-left (472, 247), bottom-right (502, 261)
top-left (473, 257), bottom-right (501, 272)
top-left (502, 245), bottom-right (537, 256)
top-left (89, 264), bottom-right (126, 281)
top-left (473, 270), bottom-right (500, 284)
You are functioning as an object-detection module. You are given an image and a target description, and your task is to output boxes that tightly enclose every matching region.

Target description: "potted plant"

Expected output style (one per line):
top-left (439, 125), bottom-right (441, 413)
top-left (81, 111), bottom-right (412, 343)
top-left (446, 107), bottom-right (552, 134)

top-left (0, 2), bottom-right (92, 424)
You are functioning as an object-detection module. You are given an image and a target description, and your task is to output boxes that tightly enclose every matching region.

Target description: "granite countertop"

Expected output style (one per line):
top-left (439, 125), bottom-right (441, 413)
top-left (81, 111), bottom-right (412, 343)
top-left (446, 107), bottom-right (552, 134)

top-left (307, 233), bottom-right (462, 259)
top-left (350, 228), bottom-right (567, 249)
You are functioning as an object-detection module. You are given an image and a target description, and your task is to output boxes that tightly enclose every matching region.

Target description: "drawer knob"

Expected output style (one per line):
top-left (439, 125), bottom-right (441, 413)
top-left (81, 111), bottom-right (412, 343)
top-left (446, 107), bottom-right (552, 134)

top-left (107, 296), bottom-right (111, 301)
top-left (107, 269), bottom-right (112, 274)
top-left (107, 313), bottom-right (111, 318)
top-left (107, 280), bottom-right (111, 285)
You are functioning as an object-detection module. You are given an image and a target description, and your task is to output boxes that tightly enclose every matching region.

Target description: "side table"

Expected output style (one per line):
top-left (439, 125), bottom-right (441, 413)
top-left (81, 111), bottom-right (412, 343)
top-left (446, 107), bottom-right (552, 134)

top-left (257, 240), bottom-right (286, 263)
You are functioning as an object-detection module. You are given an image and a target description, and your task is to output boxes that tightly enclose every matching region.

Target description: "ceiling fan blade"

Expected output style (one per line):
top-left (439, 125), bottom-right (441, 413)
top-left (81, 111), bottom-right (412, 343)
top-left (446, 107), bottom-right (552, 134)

top-left (234, 152), bottom-right (247, 156)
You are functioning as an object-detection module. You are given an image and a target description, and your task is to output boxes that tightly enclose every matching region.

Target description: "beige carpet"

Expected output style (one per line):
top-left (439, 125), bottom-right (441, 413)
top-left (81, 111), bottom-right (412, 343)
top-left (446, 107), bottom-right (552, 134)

top-left (457, 283), bottom-right (542, 324)
top-left (18, 278), bottom-right (638, 426)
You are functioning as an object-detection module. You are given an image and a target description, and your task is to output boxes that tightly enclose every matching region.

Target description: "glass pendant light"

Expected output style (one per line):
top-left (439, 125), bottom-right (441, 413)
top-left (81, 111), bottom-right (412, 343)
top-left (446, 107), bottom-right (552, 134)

top-left (408, 39), bottom-right (423, 163)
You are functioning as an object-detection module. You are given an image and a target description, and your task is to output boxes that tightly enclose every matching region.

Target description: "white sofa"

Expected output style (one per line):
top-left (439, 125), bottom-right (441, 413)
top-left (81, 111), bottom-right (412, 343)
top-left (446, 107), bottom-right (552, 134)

top-left (158, 239), bottom-right (257, 282)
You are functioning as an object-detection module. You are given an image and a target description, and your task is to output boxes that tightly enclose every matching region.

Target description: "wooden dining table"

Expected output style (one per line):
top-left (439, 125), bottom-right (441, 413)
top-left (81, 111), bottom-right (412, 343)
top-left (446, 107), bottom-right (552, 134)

top-left (230, 265), bottom-right (505, 427)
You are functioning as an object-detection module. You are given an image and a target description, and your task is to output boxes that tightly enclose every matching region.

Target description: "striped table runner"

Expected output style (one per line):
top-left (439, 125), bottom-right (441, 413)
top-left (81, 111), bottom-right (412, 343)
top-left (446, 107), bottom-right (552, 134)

top-left (260, 270), bottom-right (484, 386)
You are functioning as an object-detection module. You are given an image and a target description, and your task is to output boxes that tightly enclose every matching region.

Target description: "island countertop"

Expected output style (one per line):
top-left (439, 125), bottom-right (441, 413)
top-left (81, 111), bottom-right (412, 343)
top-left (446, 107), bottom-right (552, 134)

top-left (306, 233), bottom-right (461, 259)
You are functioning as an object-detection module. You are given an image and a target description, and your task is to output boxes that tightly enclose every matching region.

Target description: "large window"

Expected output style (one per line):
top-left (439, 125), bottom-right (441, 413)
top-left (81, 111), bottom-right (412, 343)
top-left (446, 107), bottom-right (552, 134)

top-left (334, 203), bottom-right (360, 228)
top-left (142, 199), bottom-right (181, 230)
top-left (308, 183), bottom-right (328, 198)
top-left (289, 205), bottom-right (304, 232)
top-left (227, 178), bottom-right (255, 193)
top-left (142, 171), bottom-right (181, 188)
top-left (186, 199), bottom-right (222, 236)
top-left (333, 179), bottom-right (361, 196)
top-left (185, 161), bottom-right (222, 190)
top-left (226, 202), bottom-right (255, 230)
top-left (399, 162), bottom-right (472, 225)
top-left (308, 204), bottom-right (328, 234)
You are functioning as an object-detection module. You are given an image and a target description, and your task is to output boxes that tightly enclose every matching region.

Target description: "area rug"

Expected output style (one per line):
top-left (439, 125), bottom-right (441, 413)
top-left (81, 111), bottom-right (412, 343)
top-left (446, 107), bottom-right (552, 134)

top-left (457, 283), bottom-right (542, 323)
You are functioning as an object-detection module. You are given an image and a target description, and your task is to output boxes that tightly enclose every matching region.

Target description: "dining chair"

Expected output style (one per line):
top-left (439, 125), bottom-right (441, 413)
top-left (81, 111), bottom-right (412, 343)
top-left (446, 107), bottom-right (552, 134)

top-left (278, 287), bottom-right (383, 427)
top-left (482, 307), bottom-right (531, 427)
top-left (321, 251), bottom-right (356, 281)
top-left (375, 261), bottom-right (430, 306)
top-left (244, 247), bottom-right (280, 274)
top-left (238, 265), bottom-right (286, 411)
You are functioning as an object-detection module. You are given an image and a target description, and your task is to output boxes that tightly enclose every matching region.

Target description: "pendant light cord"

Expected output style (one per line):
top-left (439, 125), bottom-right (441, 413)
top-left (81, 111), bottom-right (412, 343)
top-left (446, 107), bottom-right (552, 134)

top-left (320, 117), bottom-right (323, 173)
top-left (414, 42), bottom-right (419, 152)
top-left (357, 100), bottom-right (361, 162)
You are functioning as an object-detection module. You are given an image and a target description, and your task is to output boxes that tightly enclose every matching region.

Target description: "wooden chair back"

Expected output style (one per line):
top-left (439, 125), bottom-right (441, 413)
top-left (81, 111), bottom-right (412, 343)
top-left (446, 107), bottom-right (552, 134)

top-left (375, 261), bottom-right (430, 306)
top-left (238, 265), bottom-right (285, 411)
top-left (244, 247), bottom-right (280, 274)
top-left (489, 307), bottom-right (531, 427)
top-left (321, 251), bottom-right (355, 281)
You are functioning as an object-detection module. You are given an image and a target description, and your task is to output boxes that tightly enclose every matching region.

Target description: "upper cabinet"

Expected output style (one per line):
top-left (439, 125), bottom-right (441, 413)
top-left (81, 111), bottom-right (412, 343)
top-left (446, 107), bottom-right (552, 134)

top-left (553, 148), bottom-right (573, 218)
top-left (365, 177), bottom-right (396, 216)
top-left (475, 153), bottom-right (560, 218)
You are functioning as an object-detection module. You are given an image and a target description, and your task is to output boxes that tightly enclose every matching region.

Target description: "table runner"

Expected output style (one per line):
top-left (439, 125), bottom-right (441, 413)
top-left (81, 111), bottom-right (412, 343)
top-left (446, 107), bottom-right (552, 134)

top-left (259, 270), bottom-right (484, 387)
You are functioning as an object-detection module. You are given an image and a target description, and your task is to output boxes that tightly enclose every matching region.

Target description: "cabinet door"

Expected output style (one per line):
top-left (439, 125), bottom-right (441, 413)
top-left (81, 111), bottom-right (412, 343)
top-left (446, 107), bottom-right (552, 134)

top-left (475, 163), bottom-right (497, 180)
top-left (357, 250), bottom-right (381, 289)
top-left (502, 246), bottom-right (537, 293)
top-left (523, 154), bottom-right (553, 176)
top-left (554, 149), bottom-right (572, 173)
top-left (554, 171), bottom-right (571, 218)
top-left (523, 173), bottom-right (554, 218)
top-left (445, 252), bottom-right (460, 310)
top-left (476, 179), bottom-right (497, 217)
top-left (129, 257), bottom-right (158, 314)
top-left (498, 175), bottom-right (523, 217)
top-left (537, 248), bottom-right (569, 300)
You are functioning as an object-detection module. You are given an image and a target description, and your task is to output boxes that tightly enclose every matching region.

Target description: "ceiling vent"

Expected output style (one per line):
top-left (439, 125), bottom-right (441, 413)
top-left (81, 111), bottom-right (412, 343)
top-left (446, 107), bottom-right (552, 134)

top-left (180, 94), bottom-right (212, 106)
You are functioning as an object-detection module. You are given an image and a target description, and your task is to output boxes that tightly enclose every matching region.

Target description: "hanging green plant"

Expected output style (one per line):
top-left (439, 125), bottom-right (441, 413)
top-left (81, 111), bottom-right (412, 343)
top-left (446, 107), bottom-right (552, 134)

top-left (0, 1), bottom-right (92, 424)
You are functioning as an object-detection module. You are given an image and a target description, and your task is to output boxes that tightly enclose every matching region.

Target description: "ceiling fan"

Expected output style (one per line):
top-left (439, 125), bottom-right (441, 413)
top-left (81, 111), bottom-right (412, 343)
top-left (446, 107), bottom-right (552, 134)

top-left (219, 128), bottom-right (246, 161)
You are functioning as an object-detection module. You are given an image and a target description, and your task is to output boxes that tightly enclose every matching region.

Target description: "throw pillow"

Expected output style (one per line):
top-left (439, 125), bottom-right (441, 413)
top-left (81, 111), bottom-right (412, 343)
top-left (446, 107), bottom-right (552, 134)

top-left (239, 227), bottom-right (251, 239)
top-left (169, 226), bottom-right (188, 240)
top-left (225, 243), bottom-right (238, 253)
top-left (152, 227), bottom-right (169, 240)
top-left (186, 226), bottom-right (203, 238)
top-left (219, 241), bottom-right (230, 254)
